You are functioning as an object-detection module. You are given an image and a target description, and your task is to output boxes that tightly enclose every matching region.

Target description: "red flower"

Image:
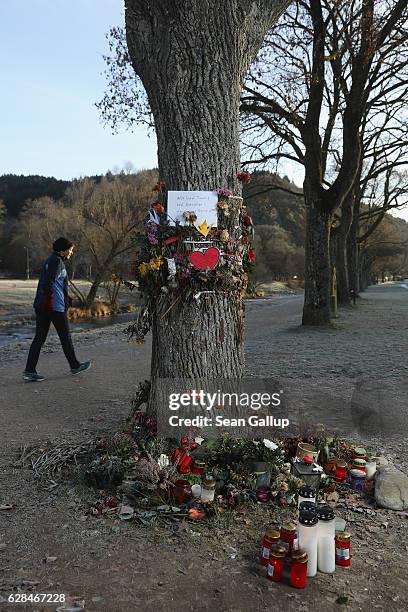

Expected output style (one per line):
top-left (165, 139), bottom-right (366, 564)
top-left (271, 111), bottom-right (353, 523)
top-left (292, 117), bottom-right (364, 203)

top-left (153, 202), bottom-right (165, 214)
top-left (189, 508), bottom-right (205, 520)
top-left (171, 448), bottom-right (181, 464)
top-left (177, 453), bottom-right (192, 474)
top-left (237, 171), bottom-right (252, 184)
top-left (248, 250), bottom-right (256, 263)
top-left (242, 215), bottom-right (253, 227)
top-left (163, 235), bottom-right (180, 245)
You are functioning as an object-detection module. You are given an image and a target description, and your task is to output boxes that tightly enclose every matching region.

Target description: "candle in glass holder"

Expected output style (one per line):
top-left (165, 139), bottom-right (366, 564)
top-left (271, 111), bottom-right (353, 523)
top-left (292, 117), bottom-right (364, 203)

top-left (172, 479), bottom-right (192, 505)
top-left (353, 447), bottom-right (367, 460)
top-left (191, 484), bottom-right (202, 498)
top-left (290, 550), bottom-right (308, 588)
top-left (335, 460), bottom-right (348, 482)
top-left (297, 485), bottom-right (316, 508)
top-left (297, 510), bottom-right (318, 577)
top-left (256, 486), bottom-right (271, 503)
top-left (191, 460), bottom-right (206, 475)
top-left (365, 460), bottom-right (377, 479)
top-left (350, 468), bottom-right (366, 492)
top-left (335, 532), bottom-right (351, 567)
top-left (280, 522), bottom-right (297, 556)
top-left (260, 528), bottom-right (281, 566)
top-left (299, 501), bottom-right (316, 514)
top-left (200, 477), bottom-right (216, 503)
top-left (352, 458), bottom-right (367, 474)
top-left (267, 545), bottom-right (286, 582)
top-left (316, 505), bottom-right (336, 574)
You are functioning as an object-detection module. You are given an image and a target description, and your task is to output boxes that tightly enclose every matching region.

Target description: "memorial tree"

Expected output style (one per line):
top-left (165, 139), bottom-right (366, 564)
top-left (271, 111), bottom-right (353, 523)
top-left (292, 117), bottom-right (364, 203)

top-left (123, 0), bottom-right (291, 415)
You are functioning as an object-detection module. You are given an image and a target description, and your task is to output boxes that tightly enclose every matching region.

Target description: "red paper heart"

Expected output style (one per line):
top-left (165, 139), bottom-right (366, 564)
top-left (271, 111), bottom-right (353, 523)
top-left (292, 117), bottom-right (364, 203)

top-left (189, 247), bottom-right (220, 270)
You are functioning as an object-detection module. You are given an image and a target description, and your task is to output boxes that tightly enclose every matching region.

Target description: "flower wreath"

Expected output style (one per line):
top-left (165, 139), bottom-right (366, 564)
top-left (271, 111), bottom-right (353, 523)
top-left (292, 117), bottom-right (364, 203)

top-left (125, 171), bottom-right (256, 343)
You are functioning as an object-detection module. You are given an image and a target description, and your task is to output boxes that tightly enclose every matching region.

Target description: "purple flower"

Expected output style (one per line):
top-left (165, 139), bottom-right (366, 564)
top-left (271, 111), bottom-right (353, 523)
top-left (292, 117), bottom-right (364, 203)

top-left (145, 221), bottom-right (159, 245)
top-left (217, 187), bottom-right (233, 197)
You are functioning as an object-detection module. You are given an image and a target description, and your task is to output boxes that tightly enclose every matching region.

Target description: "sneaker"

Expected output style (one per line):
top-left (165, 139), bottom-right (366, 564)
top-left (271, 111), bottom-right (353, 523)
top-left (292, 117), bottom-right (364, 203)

top-left (23, 371), bottom-right (46, 382)
top-left (71, 360), bottom-right (92, 376)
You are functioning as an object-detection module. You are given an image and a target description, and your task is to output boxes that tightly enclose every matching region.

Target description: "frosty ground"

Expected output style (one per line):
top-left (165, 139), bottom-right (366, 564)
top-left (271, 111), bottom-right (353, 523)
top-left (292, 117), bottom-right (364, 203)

top-left (0, 283), bottom-right (407, 611)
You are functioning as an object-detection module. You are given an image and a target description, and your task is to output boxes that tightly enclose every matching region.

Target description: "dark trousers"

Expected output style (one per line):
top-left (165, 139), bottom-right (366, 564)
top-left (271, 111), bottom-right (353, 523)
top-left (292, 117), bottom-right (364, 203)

top-left (25, 308), bottom-right (80, 372)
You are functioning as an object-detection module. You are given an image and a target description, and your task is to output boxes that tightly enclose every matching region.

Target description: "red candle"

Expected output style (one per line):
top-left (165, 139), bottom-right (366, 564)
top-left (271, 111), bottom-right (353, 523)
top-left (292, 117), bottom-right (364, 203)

top-left (191, 460), bottom-right (206, 475)
top-left (335, 460), bottom-right (348, 482)
top-left (267, 546), bottom-right (286, 582)
top-left (280, 522), bottom-right (297, 556)
top-left (172, 479), bottom-right (192, 505)
top-left (335, 532), bottom-right (351, 567)
top-left (260, 529), bottom-right (280, 566)
top-left (290, 550), bottom-right (308, 588)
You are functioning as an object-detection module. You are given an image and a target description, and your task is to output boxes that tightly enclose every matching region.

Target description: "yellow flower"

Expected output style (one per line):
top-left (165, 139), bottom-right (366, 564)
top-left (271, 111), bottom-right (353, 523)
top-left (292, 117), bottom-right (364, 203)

top-left (138, 262), bottom-right (149, 276)
top-left (149, 256), bottom-right (163, 271)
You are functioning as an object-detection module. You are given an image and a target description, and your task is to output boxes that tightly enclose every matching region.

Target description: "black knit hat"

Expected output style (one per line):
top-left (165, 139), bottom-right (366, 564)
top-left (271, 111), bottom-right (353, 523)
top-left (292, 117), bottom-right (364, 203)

top-left (53, 237), bottom-right (73, 252)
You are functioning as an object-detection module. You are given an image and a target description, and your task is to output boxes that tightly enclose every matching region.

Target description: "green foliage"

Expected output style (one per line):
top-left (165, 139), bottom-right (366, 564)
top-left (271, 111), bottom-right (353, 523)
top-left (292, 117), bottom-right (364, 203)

top-left (194, 435), bottom-right (284, 469)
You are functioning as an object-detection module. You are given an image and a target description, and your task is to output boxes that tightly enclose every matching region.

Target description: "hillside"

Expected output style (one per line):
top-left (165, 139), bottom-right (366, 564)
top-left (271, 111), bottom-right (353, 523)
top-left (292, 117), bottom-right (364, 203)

top-left (0, 174), bottom-right (71, 217)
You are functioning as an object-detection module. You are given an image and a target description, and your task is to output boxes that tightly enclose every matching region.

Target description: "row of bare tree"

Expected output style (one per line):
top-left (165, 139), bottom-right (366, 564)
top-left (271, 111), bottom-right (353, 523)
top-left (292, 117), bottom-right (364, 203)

top-left (241, 0), bottom-right (408, 322)
top-left (99, 0), bottom-right (408, 325)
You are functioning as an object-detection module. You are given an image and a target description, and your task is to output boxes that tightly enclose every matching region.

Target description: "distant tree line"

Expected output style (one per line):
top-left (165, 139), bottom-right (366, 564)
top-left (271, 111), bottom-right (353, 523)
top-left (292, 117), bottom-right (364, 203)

top-left (0, 170), bottom-right (157, 307)
top-left (1, 170), bottom-right (406, 303)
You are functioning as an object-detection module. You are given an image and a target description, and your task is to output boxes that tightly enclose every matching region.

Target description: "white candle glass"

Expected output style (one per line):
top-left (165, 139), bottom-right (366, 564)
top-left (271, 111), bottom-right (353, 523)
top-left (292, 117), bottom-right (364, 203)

top-left (366, 461), bottom-right (377, 479)
top-left (317, 505), bottom-right (336, 573)
top-left (297, 511), bottom-right (318, 577)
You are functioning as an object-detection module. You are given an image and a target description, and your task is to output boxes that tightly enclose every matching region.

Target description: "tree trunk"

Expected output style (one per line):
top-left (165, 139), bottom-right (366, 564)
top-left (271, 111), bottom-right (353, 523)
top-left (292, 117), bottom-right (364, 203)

top-left (336, 229), bottom-right (350, 305)
top-left (125, 0), bottom-right (291, 415)
top-left (302, 198), bottom-right (331, 326)
top-left (85, 271), bottom-right (104, 308)
top-left (125, 1), bottom-right (290, 191)
top-left (336, 194), bottom-right (354, 306)
top-left (359, 251), bottom-right (369, 291)
top-left (347, 211), bottom-right (360, 297)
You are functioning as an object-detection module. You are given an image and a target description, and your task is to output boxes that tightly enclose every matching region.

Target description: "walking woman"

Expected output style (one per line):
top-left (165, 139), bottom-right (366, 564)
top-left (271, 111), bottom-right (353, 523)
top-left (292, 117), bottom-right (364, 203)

top-left (23, 237), bottom-right (91, 382)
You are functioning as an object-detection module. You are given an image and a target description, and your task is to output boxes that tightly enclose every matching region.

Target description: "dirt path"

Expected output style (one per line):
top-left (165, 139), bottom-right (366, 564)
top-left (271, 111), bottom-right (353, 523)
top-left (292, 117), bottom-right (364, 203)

top-left (1, 287), bottom-right (407, 612)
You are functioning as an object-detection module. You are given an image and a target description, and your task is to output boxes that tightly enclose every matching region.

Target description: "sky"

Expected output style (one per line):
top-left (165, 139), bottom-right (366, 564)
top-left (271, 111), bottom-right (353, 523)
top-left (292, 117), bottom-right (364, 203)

top-left (0, 0), bottom-right (157, 180)
top-left (0, 1), bottom-right (406, 221)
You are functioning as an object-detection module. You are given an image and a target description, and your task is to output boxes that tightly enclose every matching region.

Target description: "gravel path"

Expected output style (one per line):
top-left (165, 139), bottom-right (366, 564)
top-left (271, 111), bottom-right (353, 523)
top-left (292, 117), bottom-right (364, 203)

top-left (0, 284), bottom-right (407, 612)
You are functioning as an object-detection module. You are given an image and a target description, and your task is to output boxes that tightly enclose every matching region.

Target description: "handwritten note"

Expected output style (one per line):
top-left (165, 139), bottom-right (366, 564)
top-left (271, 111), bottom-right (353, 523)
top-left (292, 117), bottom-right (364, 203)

top-left (167, 191), bottom-right (218, 226)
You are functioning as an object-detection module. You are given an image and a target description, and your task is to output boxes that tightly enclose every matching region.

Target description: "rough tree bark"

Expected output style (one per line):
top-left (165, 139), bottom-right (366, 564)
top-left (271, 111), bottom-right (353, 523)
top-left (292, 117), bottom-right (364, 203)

top-left (347, 207), bottom-right (360, 297)
top-left (335, 192), bottom-right (355, 305)
top-left (125, 0), bottom-right (291, 414)
top-left (302, 196), bottom-right (331, 325)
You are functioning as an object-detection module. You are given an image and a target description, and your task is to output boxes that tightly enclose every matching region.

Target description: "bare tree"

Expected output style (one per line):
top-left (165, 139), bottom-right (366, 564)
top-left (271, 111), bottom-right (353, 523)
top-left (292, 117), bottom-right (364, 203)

top-left (240, 0), bottom-right (408, 324)
top-left (359, 213), bottom-right (408, 286)
top-left (12, 172), bottom-right (157, 305)
top-left (65, 170), bottom-right (157, 306)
